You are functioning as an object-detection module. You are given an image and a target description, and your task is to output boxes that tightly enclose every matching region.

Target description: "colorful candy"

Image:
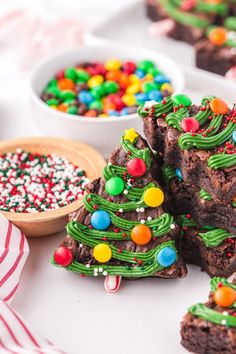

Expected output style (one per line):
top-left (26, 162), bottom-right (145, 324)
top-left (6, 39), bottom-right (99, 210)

top-left (54, 247), bottom-right (73, 267)
top-left (210, 97), bottom-right (229, 114)
top-left (143, 187), bottom-right (164, 207)
top-left (93, 243), bottom-right (112, 263)
top-left (41, 59), bottom-right (173, 118)
top-left (126, 158), bottom-right (147, 177)
top-left (105, 176), bottom-right (125, 196)
top-left (131, 224), bottom-right (152, 245)
top-left (214, 286), bottom-right (236, 307)
top-left (91, 210), bottom-right (111, 230)
top-left (0, 149), bottom-right (89, 213)
top-left (209, 27), bottom-right (227, 46)
top-left (156, 247), bottom-right (177, 267)
top-left (181, 117), bottom-right (200, 133)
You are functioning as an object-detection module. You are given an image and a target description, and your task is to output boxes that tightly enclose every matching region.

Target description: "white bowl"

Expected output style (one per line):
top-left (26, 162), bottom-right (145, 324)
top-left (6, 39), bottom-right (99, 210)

top-left (29, 43), bottom-right (185, 155)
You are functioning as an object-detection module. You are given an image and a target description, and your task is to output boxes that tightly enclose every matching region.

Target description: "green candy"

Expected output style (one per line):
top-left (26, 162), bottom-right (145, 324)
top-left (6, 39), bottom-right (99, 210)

top-left (65, 67), bottom-right (77, 81)
top-left (76, 69), bottom-right (90, 82)
top-left (172, 94), bottom-right (192, 107)
top-left (47, 79), bottom-right (58, 88)
top-left (46, 98), bottom-right (59, 106)
top-left (89, 100), bottom-right (103, 111)
top-left (147, 67), bottom-right (160, 76)
top-left (103, 81), bottom-right (119, 94)
top-left (137, 60), bottom-right (155, 73)
top-left (142, 81), bottom-right (158, 93)
top-left (91, 85), bottom-right (105, 99)
top-left (46, 86), bottom-right (61, 98)
top-left (60, 90), bottom-right (76, 100)
top-left (63, 98), bottom-right (76, 105)
top-left (67, 106), bottom-right (78, 114)
top-left (105, 176), bottom-right (125, 196)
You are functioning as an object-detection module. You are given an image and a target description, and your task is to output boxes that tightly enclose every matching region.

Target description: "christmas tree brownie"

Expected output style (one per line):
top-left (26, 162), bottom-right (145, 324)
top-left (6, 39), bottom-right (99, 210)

top-left (177, 214), bottom-right (236, 278)
top-left (52, 129), bottom-right (187, 292)
top-left (138, 94), bottom-right (236, 205)
top-left (181, 277), bottom-right (236, 354)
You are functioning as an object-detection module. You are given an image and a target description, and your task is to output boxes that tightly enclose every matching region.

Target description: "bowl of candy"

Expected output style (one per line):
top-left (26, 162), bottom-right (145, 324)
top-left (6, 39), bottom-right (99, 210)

top-left (30, 43), bottom-right (185, 154)
top-left (0, 137), bottom-right (105, 237)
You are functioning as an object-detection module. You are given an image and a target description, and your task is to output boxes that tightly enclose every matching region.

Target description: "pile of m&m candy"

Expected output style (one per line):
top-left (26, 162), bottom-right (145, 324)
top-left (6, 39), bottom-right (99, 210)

top-left (41, 59), bottom-right (173, 118)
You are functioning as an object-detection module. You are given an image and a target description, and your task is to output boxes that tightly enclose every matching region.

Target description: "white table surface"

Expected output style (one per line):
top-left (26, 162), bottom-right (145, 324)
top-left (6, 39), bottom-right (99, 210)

top-left (0, 1), bottom-right (220, 353)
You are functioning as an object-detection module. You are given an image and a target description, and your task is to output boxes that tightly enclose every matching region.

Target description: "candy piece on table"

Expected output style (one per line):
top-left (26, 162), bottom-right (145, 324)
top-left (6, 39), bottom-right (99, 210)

top-left (0, 213), bottom-right (29, 303)
top-left (91, 210), bottom-right (111, 230)
top-left (104, 275), bottom-right (122, 293)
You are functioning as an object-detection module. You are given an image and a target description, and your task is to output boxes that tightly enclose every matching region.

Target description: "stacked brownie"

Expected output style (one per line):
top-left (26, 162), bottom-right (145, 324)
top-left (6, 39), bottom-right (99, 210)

top-left (146, 0), bottom-right (236, 76)
top-left (181, 277), bottom-right (236, 354)
top-left (138, 93), bottom-right (236, 278)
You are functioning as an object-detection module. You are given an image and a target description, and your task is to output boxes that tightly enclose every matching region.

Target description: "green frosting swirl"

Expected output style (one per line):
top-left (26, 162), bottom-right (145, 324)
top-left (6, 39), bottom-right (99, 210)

top-left (199, 229), bottom-right (234, 247)
top-left (137, 96), bottom-right (173, 118)
top-left (211, 277), bottom-right (236, 293)
top-left (162, 164), bottom-right (176, 183)
top-left (178, 215), bottom-right (198, 228)
top-left (199, 188), bottom-right (212, 201)
top-left (189, 304), bottom-right (236, 327)
top-left (208, 153), bottom-right (236, 169)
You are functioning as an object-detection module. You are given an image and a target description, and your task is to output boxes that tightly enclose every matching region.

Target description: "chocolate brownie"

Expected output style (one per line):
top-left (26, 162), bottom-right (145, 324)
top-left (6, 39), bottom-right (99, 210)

top-left (181, 277), bottom-right (236, 354)
top-left (196, 19), bottom-right (236, 75)
top-left (138, 94), bottom-right (236, 204)
top-left (177, 215), bottom-right (236, 278)
top-left (52, 129), bottom-right (187, 290)
top-left (161, 165), bottom-right (236, 233)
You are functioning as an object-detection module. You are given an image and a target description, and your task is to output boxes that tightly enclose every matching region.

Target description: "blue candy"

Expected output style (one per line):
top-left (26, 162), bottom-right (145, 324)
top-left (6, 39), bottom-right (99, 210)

top-left (135, 93), bottom-right (148, 104)
top-left (135, 69), bottom-right (145, 79)
top-left (108, 110), bottom-right (119, 116)
top-left (120, 107), bottom-right (129, 116)
top-left (78, 90), bottom-right (93, 105)
top-left (156, 247), bottom-right (177, 267)
top-left (175, 168), bottom-right (183, 181)
top-left (91, 210), bottom-right (111, 230)
top-left (154, 74), bottom-right (170, 85)
top-left (233, 130), bottom-right (236, 143)
top-left (148, 90), bottom-right (162, 102)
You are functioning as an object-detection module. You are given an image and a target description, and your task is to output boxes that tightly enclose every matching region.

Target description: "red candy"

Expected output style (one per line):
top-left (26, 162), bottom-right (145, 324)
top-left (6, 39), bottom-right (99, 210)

top-left (54, 246), bottom-right (73, 266)
top-left (127, 158), bottom-right (147, 177)
top-left (181, 117), bottom-right (200, 133)
top-left (123, 61), bottom-right (136, 75)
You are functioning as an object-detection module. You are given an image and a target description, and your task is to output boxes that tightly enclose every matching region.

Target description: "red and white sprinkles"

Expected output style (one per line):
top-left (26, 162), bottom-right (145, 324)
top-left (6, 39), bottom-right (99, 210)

top-left (0, 149), bottom-right (90, 213)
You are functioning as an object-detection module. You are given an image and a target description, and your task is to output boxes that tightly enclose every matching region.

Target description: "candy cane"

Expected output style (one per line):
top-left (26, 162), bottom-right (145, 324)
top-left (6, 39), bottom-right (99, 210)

top-left (225, 66), bottom-right (236, 81)
top-left (104, 275), bottom-right (122, 293)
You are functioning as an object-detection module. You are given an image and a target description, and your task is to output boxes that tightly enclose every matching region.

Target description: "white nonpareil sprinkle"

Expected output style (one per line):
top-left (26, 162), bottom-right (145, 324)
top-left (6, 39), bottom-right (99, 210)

top-left (221, 319), bottom-right (227, 325)
top-left (170, 224), bottom-right (175, 229)
top-left (123, 190), bottom-right (128, 195)
top-left (119, 208), bottom-right (123, 213)
top-left (140, 219), bottom-right (145, 224)
top-left (103, 271), bottom-right (108, 276)
top-left (144, 100), bottom-right (157, 109)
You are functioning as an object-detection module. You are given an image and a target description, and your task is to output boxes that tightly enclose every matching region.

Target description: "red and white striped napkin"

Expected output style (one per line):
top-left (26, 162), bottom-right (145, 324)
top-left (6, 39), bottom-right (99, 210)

top-left (0, 213), bottom-right (66, 354)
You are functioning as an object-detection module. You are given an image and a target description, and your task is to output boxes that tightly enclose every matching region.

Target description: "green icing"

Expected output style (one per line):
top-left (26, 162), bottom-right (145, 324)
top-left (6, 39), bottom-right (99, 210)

top-left (199, 229), bottom-right (234, 247)
top-left (232, 201), bottom-right (236, 208)
top-left (189, 304), bottom-right (236, 327)
top-left (52, 132), bottom-right (178, 278)
top-left (199, 188), bottom-right (212, 201)
top-left (189, 278), bottom-right (236, 326)
top-left (208, 153), bottom-right (236, 169)
top-left (137, 96), bottom-right (173, 118)
top-left (225, 17), bottom-right (236, 31)
top-left (178, 215), bottom-right (198, 228)
top-left (162, 164), bottom-right (176, 183)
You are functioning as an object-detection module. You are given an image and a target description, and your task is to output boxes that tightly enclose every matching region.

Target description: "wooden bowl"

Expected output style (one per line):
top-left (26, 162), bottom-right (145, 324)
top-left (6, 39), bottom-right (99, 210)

top-left (0, 137), bottom-right (106, 237)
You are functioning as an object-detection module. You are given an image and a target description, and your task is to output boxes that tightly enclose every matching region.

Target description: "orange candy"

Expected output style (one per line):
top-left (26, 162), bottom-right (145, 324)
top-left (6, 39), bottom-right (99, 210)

top-left (209, 27), bottom-right (227, 46)
top-left (105, 70), bottom-right (122, 82)
top-left (233, 196), bottom-right (236, 202)
top-left (119, 73), bottom-right (130, 89)
top-left (57, 103), bottom-right (68, 112)
top-left (214, 286), bottom-right (236, 307)
top-left (58, 78), bottom-right (75, 90)
top-left (84, 109), bottom-right (97, 117)
top-left (209, 98), bottom-right (229, 115)
top-left (103, 102), bottom-right (116, 113)
top-left (131, 224), bottom-right (152, 245)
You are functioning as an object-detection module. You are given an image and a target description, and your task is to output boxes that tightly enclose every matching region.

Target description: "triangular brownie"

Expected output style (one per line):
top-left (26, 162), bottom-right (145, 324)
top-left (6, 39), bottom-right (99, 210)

top-left (52, 129), bottom-right (187, 292)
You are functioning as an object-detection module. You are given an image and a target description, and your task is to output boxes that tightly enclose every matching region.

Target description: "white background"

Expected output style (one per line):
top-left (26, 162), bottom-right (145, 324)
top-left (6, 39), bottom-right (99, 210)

top-left (0, 1), bottom-right (226, 353)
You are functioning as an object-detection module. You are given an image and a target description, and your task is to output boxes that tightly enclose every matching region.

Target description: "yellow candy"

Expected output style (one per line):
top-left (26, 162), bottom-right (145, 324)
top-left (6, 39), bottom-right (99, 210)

top-left (93, 244), bottom-right (112, 263)
top-left (126, 82), bottom-right (141, 95)
top-left (99, 113), bottom-right (109, 117)
top-left (145, 73), bottom-right (153, 81)
top-left (87, 75), bottom-right (104, 88)
top-left (105, 59), bottom-right (122, 71)
top-left (143, 187), bottom-right (164, 207)
top-left (129, 74), bottom-right (140, 83)
top-left (122, 94), bottom-right (137, 106)
top-left (161, 83), bottom-right (173, 94)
